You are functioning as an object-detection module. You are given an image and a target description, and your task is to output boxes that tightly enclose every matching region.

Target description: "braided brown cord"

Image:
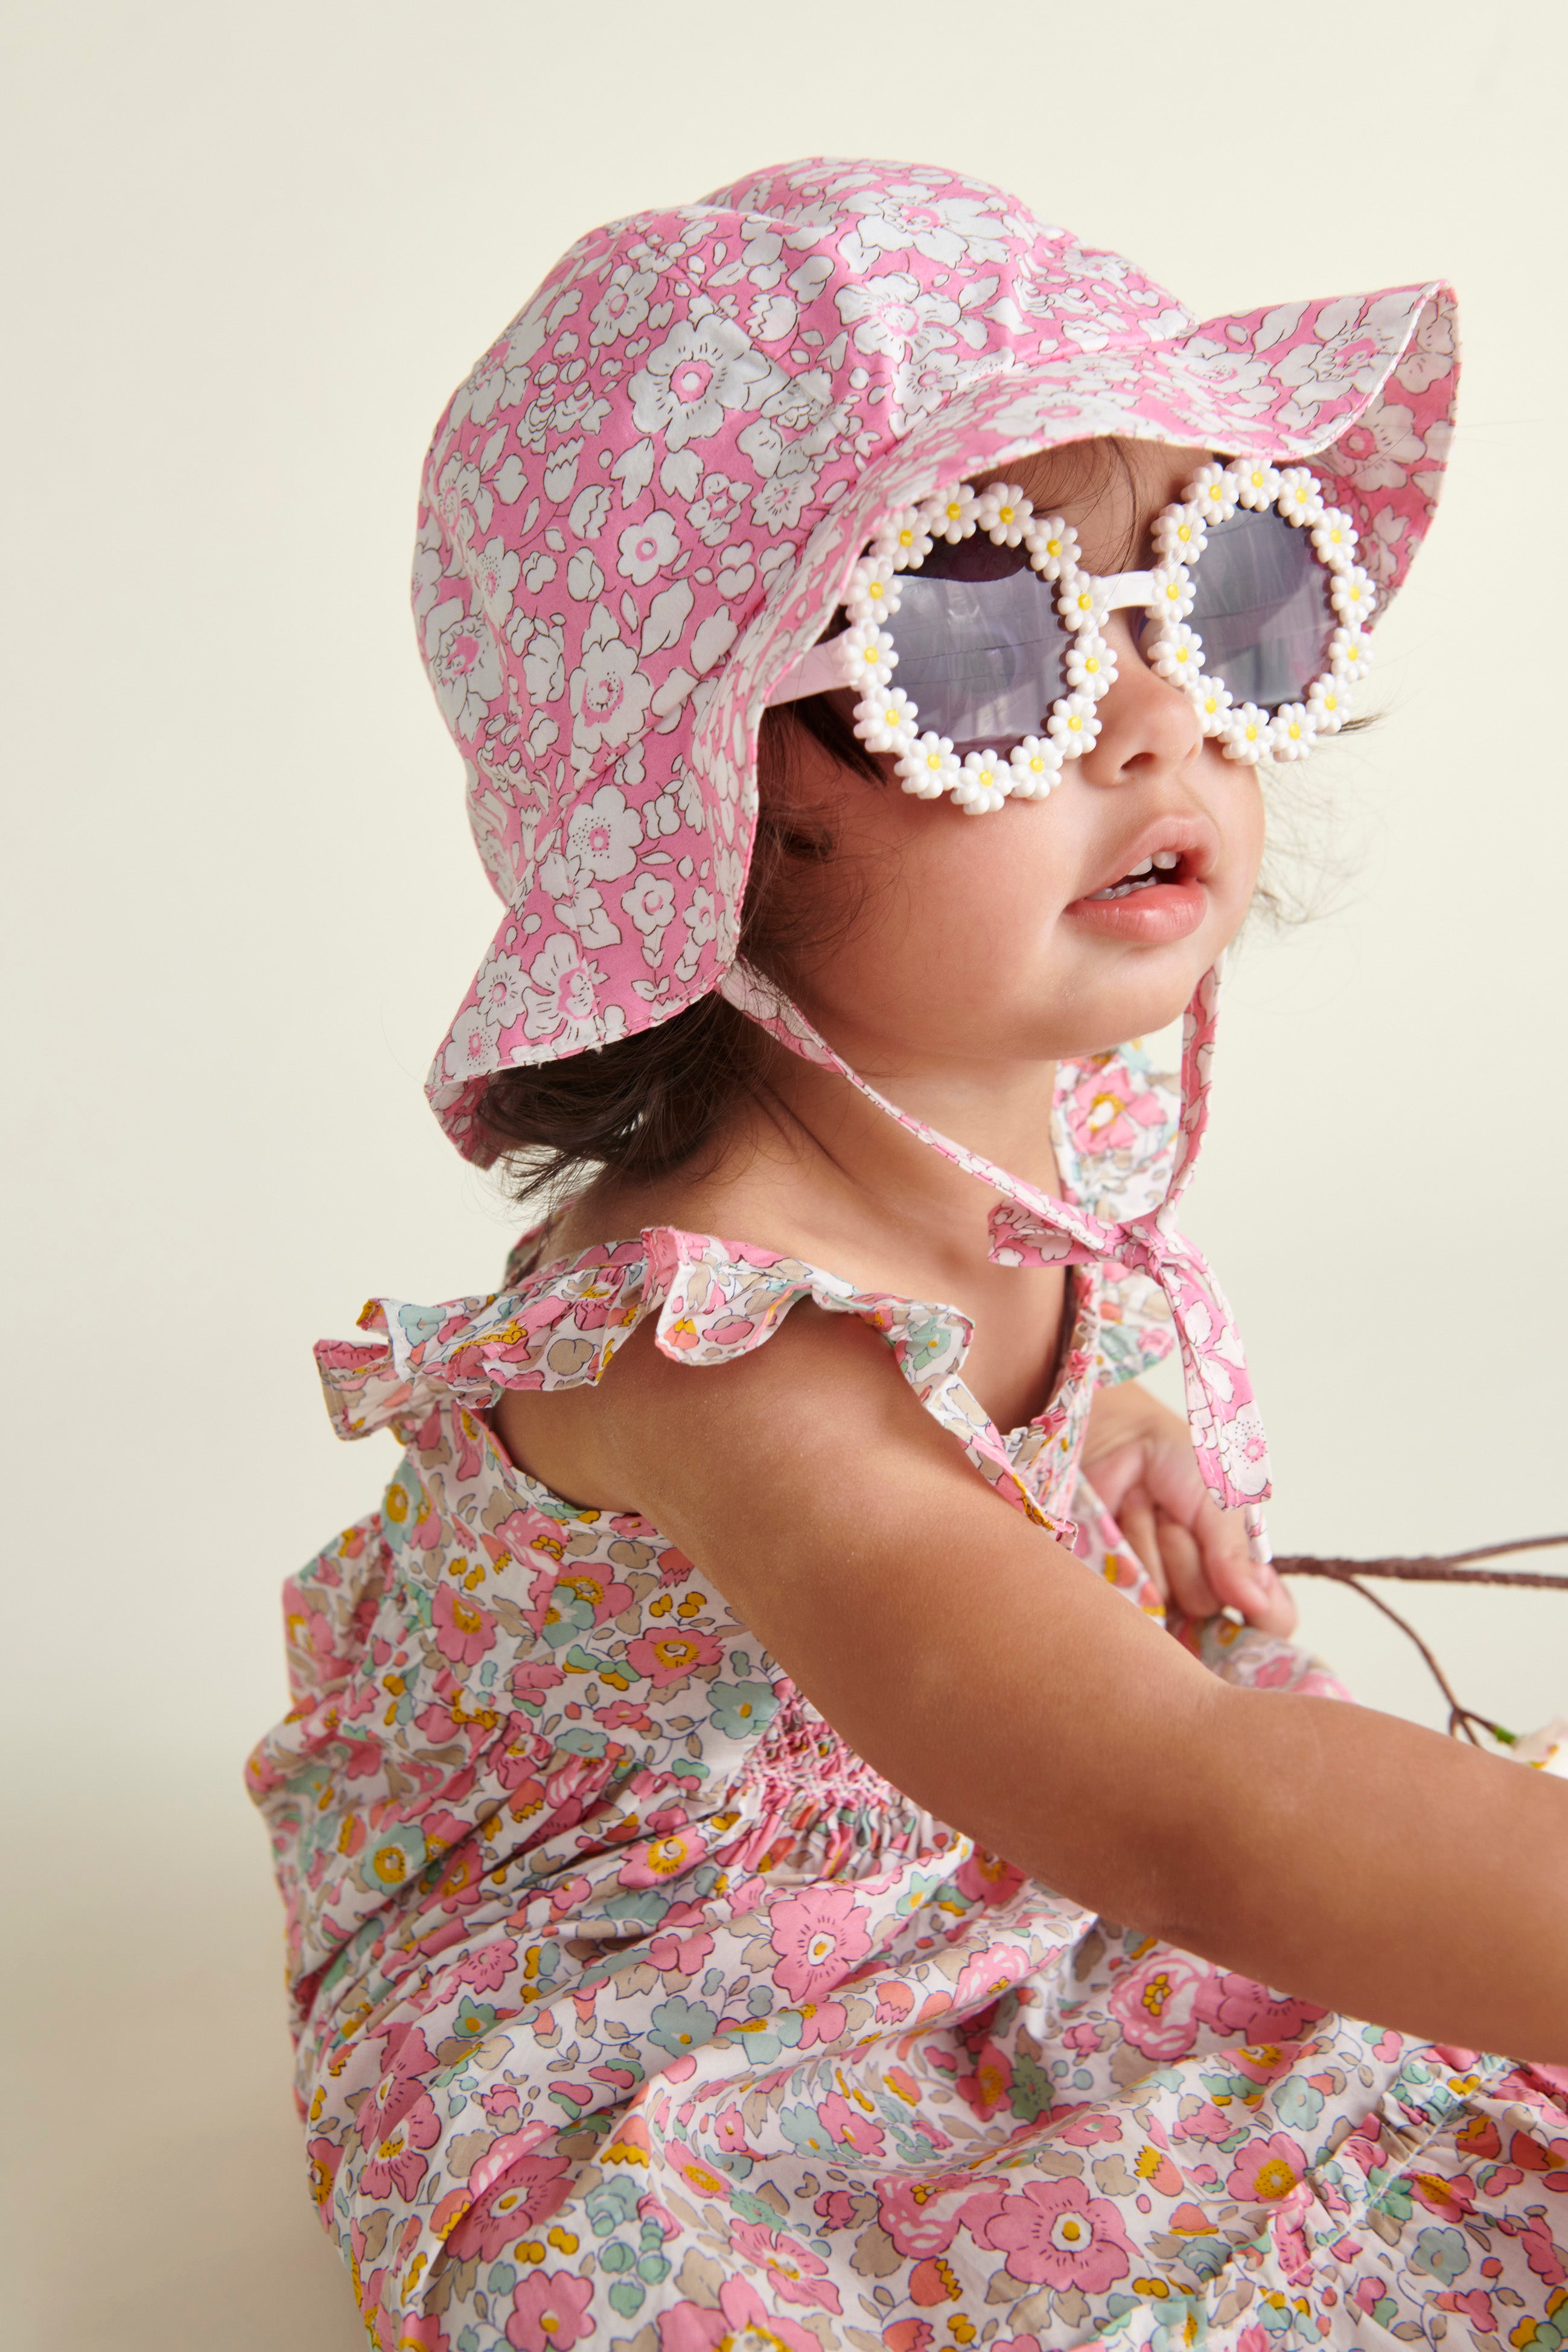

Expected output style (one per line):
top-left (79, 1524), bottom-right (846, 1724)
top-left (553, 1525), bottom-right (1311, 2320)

top-left (1275, 1535), bottom-right (1568, 1744)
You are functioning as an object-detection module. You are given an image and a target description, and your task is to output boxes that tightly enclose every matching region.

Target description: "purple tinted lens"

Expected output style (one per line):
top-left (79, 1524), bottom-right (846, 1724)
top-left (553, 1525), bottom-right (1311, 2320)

top-left (892, 542), bottom-right (1069, 750)
top-left (1188, 508), bottom-right (1335, 707)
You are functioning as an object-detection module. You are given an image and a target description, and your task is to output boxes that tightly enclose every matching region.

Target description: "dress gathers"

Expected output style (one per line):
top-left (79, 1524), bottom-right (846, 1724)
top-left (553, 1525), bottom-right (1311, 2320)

top-left (248, 1037), bottom-right (1568, 2351)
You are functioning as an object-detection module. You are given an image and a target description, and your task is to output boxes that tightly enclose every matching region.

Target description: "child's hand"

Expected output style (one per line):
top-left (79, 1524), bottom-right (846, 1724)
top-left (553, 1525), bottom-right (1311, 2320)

top-left (1080, 1379), bottom-right (1298, 1636)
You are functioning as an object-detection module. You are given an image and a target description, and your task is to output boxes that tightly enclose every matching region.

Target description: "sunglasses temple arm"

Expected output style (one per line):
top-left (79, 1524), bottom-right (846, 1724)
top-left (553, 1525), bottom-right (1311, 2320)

top-left (1101, 570), bottom-right (1157, 611)
top-left (764, 640), bottom-right (851, 708)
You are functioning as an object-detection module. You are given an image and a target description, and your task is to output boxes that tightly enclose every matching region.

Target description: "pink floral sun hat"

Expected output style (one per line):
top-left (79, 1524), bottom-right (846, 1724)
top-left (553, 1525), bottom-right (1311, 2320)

top-left (415, 156), bottom-right (1458, 1160)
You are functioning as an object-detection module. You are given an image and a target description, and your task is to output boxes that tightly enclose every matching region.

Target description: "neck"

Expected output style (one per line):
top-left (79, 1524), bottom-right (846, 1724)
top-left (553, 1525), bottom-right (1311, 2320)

top-left (745, 1000), bottom-right (1063, 1269)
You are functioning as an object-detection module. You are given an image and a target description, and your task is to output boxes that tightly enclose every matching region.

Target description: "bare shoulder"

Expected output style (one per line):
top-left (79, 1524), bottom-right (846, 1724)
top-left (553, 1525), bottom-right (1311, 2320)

top-left (492, 1290), bottom-right (923, 1522)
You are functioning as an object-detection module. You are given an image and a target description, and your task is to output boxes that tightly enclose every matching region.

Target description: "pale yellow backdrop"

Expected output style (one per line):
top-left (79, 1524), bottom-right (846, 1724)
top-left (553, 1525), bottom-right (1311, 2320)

top-left (5, 1), bottom-right (1564, 2343)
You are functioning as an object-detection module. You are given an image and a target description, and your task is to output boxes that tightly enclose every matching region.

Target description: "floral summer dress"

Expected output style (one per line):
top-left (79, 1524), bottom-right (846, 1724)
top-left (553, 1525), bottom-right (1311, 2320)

top-left (249, 1038), bottom-right (1568, 2352)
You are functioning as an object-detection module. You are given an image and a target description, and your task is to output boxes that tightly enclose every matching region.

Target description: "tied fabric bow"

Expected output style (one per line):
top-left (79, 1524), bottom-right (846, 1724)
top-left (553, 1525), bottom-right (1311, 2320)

top-left (719, 958), bottom-right (1273, 1564)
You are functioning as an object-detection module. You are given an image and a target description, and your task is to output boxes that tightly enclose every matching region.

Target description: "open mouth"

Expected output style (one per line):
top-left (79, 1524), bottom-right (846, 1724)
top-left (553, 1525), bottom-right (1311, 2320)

top-left (1085, 850), bottom-right (1184, 902)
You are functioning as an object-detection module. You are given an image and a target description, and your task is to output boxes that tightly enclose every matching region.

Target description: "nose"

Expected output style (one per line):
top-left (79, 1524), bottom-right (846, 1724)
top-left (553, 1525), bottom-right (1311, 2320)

top-left (1078, 611), bottom-right (1203, 785)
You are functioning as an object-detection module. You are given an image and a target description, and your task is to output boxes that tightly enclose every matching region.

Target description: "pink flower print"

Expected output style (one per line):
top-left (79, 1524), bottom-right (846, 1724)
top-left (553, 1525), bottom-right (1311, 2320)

top-left (1436, 2289), bottom-right (1497, 2334)
top-left (625, 1630), bottom-right (723, 1689)
top-left (1516, 2209), bottom-right (1568, 2288)
top-left (1226, 2131), bottom-right (1308, 2205)
top-left (712, 2104), bottom-right (757, 2160)
top-left (950, 1941), bottom-right (1033, 2015)
top-left (432, 1579), bottom-right (497, 1668)
top-left (1410, 2169), bottom-right (1477, 2223)
top-left (360, 2088), bottom-right (441, 2201)
top-left (450, 2143), bottom-right (573, 2263)
top-left (957, 2038), bottom-right (1014, 2123)
top-left (508, 1660), bottom-right (566, 1706)
top-left (305, 2133), bottom-right (343, 2215)
top-left (1107, 1950), bottom-right (1208, 2060)
top-left (1174, 2099), bottom-right (1238, 2147)
top-left (449, 1940), bottom-right (514, 1995)
top-left (726, 2221), bottom-right (842, 2313)
top-left (884, 2324), bottom-right (935, 2352)
top-left (657, 2277), bottom-right (822, 2352)
top-left (506, 2267), bottom-right (596, 2352)
top-left (1052, 2106), bottom-right (1124, 2147)
top-left (617, 1828), bottom-right (701, 1888)
top-left (648, 1928), bottom-right (713, 1974)
top-left (818, 2092), bottom-right (885, 2155)
top-left (1203, 1975), bottom-right (1325, 2051)
top-left (555, 1567), bottom-right (634, 1625)
top-left (795, 1998), bottom-right (848, 2048)
top-left (873, 2172), bottom-right (980, 2260)
top-left (768, 1887), bottom-right (873, 2003)
top-left (977, 2176), bottom-right (1134, 2293)
top-left (594, 1697), bottom-right (654, 1732)
top-left (520, 933), bottom-right (618, 1056)
top-left (952, 1847), bottom-right (1025, 1907)
top-left (1063, 1068), bottom-right (1168, 1158)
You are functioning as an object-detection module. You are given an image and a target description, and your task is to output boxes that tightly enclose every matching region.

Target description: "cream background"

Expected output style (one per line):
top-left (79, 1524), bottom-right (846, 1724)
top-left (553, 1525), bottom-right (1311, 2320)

top-left (5, 2), bottom-right (1564, 2343)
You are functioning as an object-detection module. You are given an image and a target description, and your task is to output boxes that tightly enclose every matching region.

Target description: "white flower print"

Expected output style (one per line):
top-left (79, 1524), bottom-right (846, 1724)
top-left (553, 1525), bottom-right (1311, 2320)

top-left (512, 614), bottom-right (565, 704)
top-left (685, 884), bottom-right (718, 946)
top-left (616, 510), bottom-right (680, 585)
top-left (1326, 400), bottom-right (1424, 494)
top-left (587, 264), bottom-right (658, 348)
top-left (560, 781), bottom-right (643, 887)
top-left (569, 619), bottom-right (654, 765)
top-left (751, 454), bottom-right (821, 533)
top-left (838, 188), bottom-right (1010, 275)
top-left (566, 549), bottom-right (605, 603)
top-left (736, 370), bottom-right (850, 479)
top-left (470, 537), bottom-right (521, 628)
top-left (620, 872), bottom-right (676, 964)
top-left (424, 598), bottom-right (502, 739)
top-left (1266, 289), bottom-right (1422, 429)
top-left (471, 950), bottom-right (526, 1030)
top-left (629, 317), bottom-right (774, 451)
top-left (567, 484), bottom-right (611, 541)
top-left (537, 847), bottom-right (622, 949)
top-left (519, 931), bottom-right (622, 1053)
top-left (835, 273), bottom-right (960, 363)
top-left (543, 439), bottom-right (582, 503)
top-left (1392, 299), bottom-right (1456, 395)
top-left (687, 473), bottom-right (751, 549)
top-left (441, 998), bottom-right (500, 1083)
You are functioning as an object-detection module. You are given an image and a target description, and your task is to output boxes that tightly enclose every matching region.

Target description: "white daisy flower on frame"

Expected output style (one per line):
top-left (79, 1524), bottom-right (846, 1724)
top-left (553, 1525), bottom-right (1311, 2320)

top-left (1231, 459), bottom-right (1281, 512)
top-left (1275, 468), bottom-right (1326, 526)
top-left (1048, 693), bottom-right (1101, 756)
top-left (1221, 701), bottom-right (1272, 762)
top-left (975, 482), bottom-right (1034, 547)
top-left (1150, 622), bottom-right (1204, 685)
top-left (842, 621), bottom-right (899, 689)
top-left (952, 749), bottom-right (1012, 813)
top-left (1188, 676), bottom-right (1234, 734)
top-left (1065, 633), bottom-right (1118, 699)
top-left (845, 557), bottom-right (903, 628)
top-left (1146, 564), bottom-right (1196, 623)
top-left (871, 506), bottom-right (934, 570)
top-left (1328, 625), bottom-right (1374, 681)
top-left (919, 480), bottom-right (981, 544)
top-left (1007, 736), bottom-right (1062, 798)
top-left (853, 686), bottom-right (919, 754)
top-left (1185, 463), bottom-right (1239, 523)
top-left (1310, 507), bottom-right (1358, 568)
top-left (1306, 678), bottom-right (1348, 734)
top-left (1057, 576), bottom-right (1109, 634)
top-left (1152, 505), bottom-right (1208, 567)
top-left (1025, 514), bottom-right (1080, 580)
top-left (895, 730), bottom-right (960, 798)
top-left (1271, 703), bottom-right (1316, 761)
top-left (1329, 566), bottom-right (1377, 625)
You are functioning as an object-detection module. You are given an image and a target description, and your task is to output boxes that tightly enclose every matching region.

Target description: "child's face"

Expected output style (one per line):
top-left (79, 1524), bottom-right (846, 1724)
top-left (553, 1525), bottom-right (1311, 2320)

top-left (776, 439), bottom-right (1267, 1066)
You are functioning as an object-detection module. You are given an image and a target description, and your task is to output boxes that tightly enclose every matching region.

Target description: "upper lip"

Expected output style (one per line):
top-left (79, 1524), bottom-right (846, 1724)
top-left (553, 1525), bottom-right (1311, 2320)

top-left (1072, 813), bottom-right (1220, 901)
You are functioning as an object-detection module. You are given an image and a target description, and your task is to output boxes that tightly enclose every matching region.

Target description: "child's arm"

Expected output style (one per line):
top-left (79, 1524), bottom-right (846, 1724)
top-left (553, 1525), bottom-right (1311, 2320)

top-left (571, 1305), bottom-right (1568, 2062)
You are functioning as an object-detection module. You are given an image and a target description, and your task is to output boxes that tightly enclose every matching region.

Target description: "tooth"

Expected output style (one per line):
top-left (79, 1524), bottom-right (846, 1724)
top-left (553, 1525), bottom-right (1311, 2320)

top-left (1127, 858), bottom-right (1153, 876)
top-left (1153, 850), bottom-right (1180, 870)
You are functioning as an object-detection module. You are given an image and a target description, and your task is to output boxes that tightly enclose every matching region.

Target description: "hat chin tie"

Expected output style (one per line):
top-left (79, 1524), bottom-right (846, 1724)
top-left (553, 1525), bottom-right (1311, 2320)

top-left (718, 954), bottom-right (1272, 1566)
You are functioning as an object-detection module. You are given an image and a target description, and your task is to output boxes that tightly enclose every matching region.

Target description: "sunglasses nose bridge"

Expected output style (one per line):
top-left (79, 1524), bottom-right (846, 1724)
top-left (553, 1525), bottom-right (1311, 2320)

top-left (1082, 610), bottom-right (1206, 783)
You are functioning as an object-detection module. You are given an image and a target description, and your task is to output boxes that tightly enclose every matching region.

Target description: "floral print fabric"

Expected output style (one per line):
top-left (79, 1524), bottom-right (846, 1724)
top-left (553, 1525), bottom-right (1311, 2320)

top-left (413, 156), bottom-right (1460, 1156)
top-left (249, 1044), bottom-right (1568, 2351)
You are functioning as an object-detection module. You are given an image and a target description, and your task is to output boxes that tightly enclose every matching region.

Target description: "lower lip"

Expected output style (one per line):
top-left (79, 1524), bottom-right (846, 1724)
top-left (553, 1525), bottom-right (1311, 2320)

top-left (1063, 878), bottom-right (1208, 942)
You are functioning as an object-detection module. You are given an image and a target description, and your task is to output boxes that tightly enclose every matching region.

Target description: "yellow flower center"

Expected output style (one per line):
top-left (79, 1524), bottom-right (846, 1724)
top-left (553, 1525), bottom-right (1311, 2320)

top-left (1045, 537), bottom-right (1061, 556)
top-left (999, 504), bottom-right (1014, 524)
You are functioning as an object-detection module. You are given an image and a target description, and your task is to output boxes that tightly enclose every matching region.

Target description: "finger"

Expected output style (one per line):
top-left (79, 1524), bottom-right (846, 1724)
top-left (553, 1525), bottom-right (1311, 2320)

top-left (1116, 1494), bottom-right (1168, 1598)
top-left (1155, 1515), bottom-right (1222, 1621)
top-left (1196, 1508), bottom-right (1300, 1636)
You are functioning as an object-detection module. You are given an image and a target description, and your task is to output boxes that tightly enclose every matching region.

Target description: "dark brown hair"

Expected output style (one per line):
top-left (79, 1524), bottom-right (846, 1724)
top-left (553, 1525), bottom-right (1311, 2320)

top-left (473, 694), bottom-right (881, 1201)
